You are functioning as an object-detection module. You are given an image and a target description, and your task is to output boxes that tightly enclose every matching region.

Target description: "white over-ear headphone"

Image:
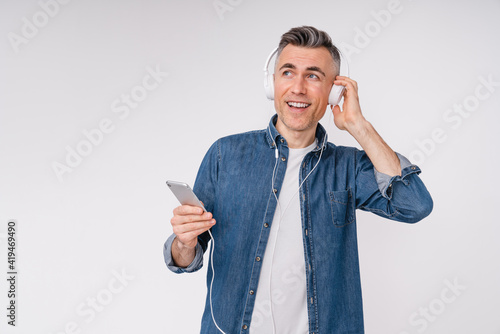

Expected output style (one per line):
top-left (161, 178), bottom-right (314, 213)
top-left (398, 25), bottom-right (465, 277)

top-left (263, 46), bottom-right (350, 106)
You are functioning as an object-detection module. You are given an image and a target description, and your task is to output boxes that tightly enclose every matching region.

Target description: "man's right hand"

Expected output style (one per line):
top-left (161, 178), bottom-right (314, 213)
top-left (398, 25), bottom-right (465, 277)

top-left (170, 204), bottom-right (215, 267)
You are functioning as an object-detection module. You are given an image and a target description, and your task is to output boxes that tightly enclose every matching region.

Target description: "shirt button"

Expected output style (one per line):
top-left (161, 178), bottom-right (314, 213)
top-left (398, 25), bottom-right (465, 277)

top-left (280, 138), bottom-right (284, 143)
top-left (256, 257), bottom-right (261, 262)
top-left (411, 166), bottom-right (416, 170)
top-left (281, 157), bottom-right (286, 162)
top-left (249, 290), bottom-right (254, 295)
top-left (273, 188), bottom-right (278, 193)
top-left (264, 223), bottom-right (269, 228)
top-left (242, 324), bottom-right (248, 330)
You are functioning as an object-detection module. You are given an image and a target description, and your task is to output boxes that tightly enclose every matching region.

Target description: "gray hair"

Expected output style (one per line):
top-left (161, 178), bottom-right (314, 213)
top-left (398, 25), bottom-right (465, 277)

top-left (275, 26), bottom-right (341, 76)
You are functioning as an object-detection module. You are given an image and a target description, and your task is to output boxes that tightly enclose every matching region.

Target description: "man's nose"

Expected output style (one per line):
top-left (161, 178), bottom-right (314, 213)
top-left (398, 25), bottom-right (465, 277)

top-left (291, 77), bottom-right (307, 95)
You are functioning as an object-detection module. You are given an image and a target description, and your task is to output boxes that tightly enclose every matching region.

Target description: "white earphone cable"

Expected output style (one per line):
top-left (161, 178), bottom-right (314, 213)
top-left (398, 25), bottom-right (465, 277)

top-left (208, 126), bottom-right (326, 334)
top-left (207, 229), bottom-right (227, 334)
top-left (267, 127), bottom-right (326, 333)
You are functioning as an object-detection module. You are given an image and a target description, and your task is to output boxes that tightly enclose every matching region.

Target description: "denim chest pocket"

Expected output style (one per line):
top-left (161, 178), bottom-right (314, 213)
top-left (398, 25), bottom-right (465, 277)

top-left (328, 189), bottom-right (355, 227)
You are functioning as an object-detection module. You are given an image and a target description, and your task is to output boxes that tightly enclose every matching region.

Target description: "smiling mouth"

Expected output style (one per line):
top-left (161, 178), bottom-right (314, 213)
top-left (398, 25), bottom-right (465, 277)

top-left (287, 101), bottom-right (311, 109)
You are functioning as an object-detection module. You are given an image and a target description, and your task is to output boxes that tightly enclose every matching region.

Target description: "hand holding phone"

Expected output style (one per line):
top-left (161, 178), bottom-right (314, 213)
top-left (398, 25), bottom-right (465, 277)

top-left (166, 180), bottom-right (215, 250)
top-left (167, 181), bottom-right (222, 331)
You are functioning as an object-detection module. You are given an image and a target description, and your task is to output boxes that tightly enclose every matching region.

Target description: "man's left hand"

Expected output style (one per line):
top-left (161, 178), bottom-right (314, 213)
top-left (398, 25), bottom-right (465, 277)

top-left (331, 76), bottom-right (366, 134)
top-left (331, 76), bottom-right (401, 176)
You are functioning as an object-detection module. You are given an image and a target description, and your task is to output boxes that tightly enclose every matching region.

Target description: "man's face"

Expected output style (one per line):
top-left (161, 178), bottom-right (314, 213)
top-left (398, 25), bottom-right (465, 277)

top-left (273, 44), bottom-right (335, 136)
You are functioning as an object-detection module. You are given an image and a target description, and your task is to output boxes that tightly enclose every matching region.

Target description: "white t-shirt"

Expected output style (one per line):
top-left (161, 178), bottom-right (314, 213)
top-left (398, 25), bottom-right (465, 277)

top-left (250, 140), bottom-right (317, 334)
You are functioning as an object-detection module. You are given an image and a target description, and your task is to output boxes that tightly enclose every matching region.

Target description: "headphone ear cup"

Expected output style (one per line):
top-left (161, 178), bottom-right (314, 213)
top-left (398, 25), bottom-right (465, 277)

top-left (264, 73), bottom-right (274, 100)
top-left (329, 84), bottom-right (345, 106)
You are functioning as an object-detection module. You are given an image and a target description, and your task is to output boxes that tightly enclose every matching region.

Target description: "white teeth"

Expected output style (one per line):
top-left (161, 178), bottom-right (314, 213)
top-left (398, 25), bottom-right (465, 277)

top-left (288, 101), bottom-right (310, 108)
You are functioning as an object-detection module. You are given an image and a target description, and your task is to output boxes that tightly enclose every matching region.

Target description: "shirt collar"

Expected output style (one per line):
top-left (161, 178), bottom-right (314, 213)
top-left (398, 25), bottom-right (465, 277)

top-left (265, 114), bottom-right (328, 152)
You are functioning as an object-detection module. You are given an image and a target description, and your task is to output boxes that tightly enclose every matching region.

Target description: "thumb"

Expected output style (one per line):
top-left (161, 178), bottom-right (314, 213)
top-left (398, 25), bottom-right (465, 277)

top-left (331, 104), bottom-right (341, 118)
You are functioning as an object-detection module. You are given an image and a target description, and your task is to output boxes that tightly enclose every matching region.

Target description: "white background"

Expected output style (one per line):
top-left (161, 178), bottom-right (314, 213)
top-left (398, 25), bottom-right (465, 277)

top-left (1, 0), bottom-right (499, 333)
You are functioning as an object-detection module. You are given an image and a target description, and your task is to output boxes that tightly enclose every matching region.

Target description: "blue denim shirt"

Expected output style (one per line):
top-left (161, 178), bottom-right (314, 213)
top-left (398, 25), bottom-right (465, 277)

top-left (164, 114), bottom-right (433, 334)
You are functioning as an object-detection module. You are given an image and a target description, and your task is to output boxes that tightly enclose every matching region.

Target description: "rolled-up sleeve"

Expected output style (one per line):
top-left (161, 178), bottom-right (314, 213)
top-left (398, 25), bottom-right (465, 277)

top-left (356, 150), bottom-right (433, 223)
top-left (163, 233), bottom-right (205, 274)
top-left (373, 152), bottom-right (417, 200)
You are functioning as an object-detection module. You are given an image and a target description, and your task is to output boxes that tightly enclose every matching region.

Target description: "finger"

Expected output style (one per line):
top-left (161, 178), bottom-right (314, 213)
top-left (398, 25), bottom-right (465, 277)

top-left (174, 219), bottom-right (216, 235)
top-left (182, 222), bottom-right (215, 236)
top-left (335, 75), bottom-right (357, 84)
top-left (172, 212), bottom-right (212, 225)
top-left (175, 221), bottom-right (215, 245)
top-left (173, 204), bottom-right (205, 216)
top-left (331, 104), bottom-right (341, 116)
top-left (334, 79), bottom-right (358, 98)
top-left (333, 79), bottom-right (348, 91)
top-left (334, 76), bottom-right (356, 84)
top-left (333, 77), bottom-right (350, 86)
top-left (176, 225), bottom-right (215, 244)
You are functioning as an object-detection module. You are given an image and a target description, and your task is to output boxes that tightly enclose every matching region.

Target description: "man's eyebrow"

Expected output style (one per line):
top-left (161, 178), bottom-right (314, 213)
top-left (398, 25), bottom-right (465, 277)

top-left (279, 63), bottom-right (296, 71)
top-left (278, 63), bottom-right (326, 77)
top-left (306, 66), bottom-right (326, 77)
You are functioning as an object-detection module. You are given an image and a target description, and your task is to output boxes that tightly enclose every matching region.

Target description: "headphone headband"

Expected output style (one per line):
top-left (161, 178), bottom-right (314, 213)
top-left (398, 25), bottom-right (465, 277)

top-left (263, 47), bottom-right (279, 73)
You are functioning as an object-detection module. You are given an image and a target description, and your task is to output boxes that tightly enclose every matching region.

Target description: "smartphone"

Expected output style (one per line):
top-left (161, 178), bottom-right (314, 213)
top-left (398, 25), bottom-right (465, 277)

top-left (166, 180), bottom-right (207, 212)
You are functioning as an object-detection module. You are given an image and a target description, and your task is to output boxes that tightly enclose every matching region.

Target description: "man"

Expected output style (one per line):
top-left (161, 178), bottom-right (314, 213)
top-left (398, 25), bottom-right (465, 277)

top-left (164, 26), bottom-right (432, 334)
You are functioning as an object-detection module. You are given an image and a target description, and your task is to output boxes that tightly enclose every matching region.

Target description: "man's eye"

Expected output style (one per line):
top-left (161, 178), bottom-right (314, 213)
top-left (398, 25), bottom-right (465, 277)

top-left (283, 70), bottom-right (292, 76)
top-left (308, 74), bottom-right (319, 79)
